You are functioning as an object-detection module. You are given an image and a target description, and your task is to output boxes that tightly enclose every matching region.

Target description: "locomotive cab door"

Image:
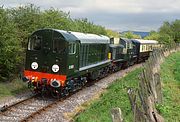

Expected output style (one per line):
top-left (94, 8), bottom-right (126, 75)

top-left (67, 40), bottom-right (80, 77)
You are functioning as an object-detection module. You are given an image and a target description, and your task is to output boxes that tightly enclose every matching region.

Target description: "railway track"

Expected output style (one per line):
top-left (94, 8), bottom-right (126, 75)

top-left (0, 91), bottom-right (77, 122)
top-left (0, 94), bottom-right (57, 122)
top-left (0, 64), bottom-right (142, 122)
top-left (0, 71), bottom-right (133, 121)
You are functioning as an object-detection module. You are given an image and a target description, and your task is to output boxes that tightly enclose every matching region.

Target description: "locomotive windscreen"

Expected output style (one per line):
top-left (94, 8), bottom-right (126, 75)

top-left (28, 36), bottom-right (42, 51)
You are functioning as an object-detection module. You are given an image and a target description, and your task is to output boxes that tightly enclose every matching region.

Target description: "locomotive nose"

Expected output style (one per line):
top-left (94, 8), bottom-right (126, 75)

top-left (50, 80), bottom-right (61, 88)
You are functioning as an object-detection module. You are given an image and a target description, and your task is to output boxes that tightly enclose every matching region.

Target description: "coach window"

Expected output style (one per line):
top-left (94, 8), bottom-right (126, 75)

top-left (28, 36), bottom-right (41, 51)
top-left (127, 43), bottom-right (129, 49)
top-left (144, 45), bottom-right (146, 51)
top-left (149, 45), bottom-right (151, 50)
top-left (129, 43), bottom-right (133, 49)
top-left (146, 45), bottom-right (148, 51)
top-left (141, 45), bottom-right (144, 51)
top-left (69, 43), bottom-right (76, 54)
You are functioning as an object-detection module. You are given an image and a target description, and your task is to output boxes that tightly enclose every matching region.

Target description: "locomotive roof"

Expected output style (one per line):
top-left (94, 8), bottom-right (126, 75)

top-left (70, 31), bottom-right (110, 44)
top-left (54, 29), bottom-right (79, 41)
top-left (120, 38), bottom-right (132, 43)
top-left (54, 29), bottom-right (110, 44)
top-left (132, 39), bottom-right (158, 44)
top-left (109, 44), bottom-right (124, 48)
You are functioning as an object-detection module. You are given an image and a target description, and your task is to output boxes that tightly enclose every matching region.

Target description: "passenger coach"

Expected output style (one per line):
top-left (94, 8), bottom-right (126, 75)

top-left (131, 39), bottom-right (158, 62)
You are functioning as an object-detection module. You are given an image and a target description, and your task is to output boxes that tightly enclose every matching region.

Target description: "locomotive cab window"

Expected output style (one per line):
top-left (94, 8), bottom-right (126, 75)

top-left (28, 36), bottom-right (42, 51)
top-left (69, 43), bottom-right (76, 54)
top-left (53, 38), bottom-right (65, 53)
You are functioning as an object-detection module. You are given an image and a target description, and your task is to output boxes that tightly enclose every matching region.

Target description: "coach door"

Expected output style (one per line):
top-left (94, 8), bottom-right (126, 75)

top-left (67, 41), bottom-right (80, 76)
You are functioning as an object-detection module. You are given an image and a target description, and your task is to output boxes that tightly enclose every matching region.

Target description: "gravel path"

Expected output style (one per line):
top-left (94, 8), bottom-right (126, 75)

top-left (29, 63), bottom-right (142, 122)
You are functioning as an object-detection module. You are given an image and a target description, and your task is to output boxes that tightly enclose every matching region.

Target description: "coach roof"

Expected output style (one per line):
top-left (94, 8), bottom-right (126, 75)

top-left (132, 39), bottom-right (158, 44)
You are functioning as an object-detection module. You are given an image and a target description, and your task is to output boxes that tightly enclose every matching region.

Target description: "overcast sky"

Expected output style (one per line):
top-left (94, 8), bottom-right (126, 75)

top-left (1, 0), bottom-right (180, 32)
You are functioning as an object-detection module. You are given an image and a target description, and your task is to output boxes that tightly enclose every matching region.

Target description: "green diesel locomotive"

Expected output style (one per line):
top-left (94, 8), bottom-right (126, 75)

top-left (23, 29), bottom-right (111, 97)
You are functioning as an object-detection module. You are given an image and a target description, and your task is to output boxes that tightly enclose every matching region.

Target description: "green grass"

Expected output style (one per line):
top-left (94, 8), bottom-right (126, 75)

top-left (0, 79), bottom-right (28, 99)
top-left (157, 51), bottom-right (180, 121)
top-left (75, 51), bottom-right (180, 122)
top-left (75, 68), bottom-right (142, 122)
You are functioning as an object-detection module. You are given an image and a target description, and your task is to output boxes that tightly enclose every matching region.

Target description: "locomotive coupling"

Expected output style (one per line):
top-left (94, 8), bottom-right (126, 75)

top-left (22, 76), bottom-right (29, 82)
top-left (41, 78), bottom-right (48, 85)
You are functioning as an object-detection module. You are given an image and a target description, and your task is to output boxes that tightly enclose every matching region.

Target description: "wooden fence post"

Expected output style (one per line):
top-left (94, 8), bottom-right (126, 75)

top-left (111, 108), bottom-right (123, 122)
top-left (154, 73), bottom-right (162, 103)
top-left (125, 44), bottom-right (180, 122)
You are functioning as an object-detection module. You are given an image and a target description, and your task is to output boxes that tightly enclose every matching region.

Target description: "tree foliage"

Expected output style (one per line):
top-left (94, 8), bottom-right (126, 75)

top-left (0, 7), bottom-right (22, 81)
top-left (106, 29), bottom-right (119, 38)
top-left (159, 20), bottom-right (180, 43)
top-left (121, 31), bottom-right (141, 39)
top-left (145, 20), bottom-right (180, 44)
top-left (144, 31), bottom-right (160, 40)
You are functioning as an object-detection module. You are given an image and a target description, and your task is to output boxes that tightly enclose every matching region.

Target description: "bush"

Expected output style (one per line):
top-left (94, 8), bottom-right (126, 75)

top-left (0, 7), bottom-right (23, 81)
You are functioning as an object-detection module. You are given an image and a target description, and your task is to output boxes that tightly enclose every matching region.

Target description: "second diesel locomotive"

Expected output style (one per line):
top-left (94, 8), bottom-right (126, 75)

top-left (23, 29), bottom-right (158, 97)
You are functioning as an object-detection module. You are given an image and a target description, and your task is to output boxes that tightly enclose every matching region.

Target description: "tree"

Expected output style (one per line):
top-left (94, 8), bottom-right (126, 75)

top-left (41, 8), bottom-right (71, 30)
top-left (171, 20), bottom-right (180, 43)
top-left (8, 4), bottom-right (42, 48)
top-left (144, 31), bottom-right (160, 40)
top-left (158, 34), bottom-right (172, 44)
top-left (121, 31), bottom-right (141, 39)
top-left (0, 7), bottom-right (22, 81)
top-left (159, 21), bottom-right (173, 43)
top-left (106, 29), bottom-right (119, 38)
top-left (158, 20), bottom-right (180, 44)
top-left (72, 18), bottom-right (107, 35)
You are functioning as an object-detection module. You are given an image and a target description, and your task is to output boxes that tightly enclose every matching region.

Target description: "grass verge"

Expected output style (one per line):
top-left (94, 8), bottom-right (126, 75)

top-left (0, 78), bottom-right (28, 99)
top-left (75, 68), bottom-right (142, 122)
top-left (75, 51), bottom-right (180, 122)
top-left (157, 52), bottom-right (180, 121)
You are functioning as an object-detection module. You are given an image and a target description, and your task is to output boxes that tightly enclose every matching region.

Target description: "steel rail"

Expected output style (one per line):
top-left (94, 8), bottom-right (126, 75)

top-left (0, 94), bottom-right (37, 113)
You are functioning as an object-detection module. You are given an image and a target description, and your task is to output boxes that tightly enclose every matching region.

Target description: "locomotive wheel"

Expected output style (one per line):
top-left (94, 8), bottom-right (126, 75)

top-left (41, 86), bottom-right (47, 99)
top-left (62, 87), bottom-right (69, 97)
top-left (51, 90), bottom-right (61, 99)
top-left (77, 82), bottom-right (83, 90)
top-left (28, 82), bottom-right (36, 94)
